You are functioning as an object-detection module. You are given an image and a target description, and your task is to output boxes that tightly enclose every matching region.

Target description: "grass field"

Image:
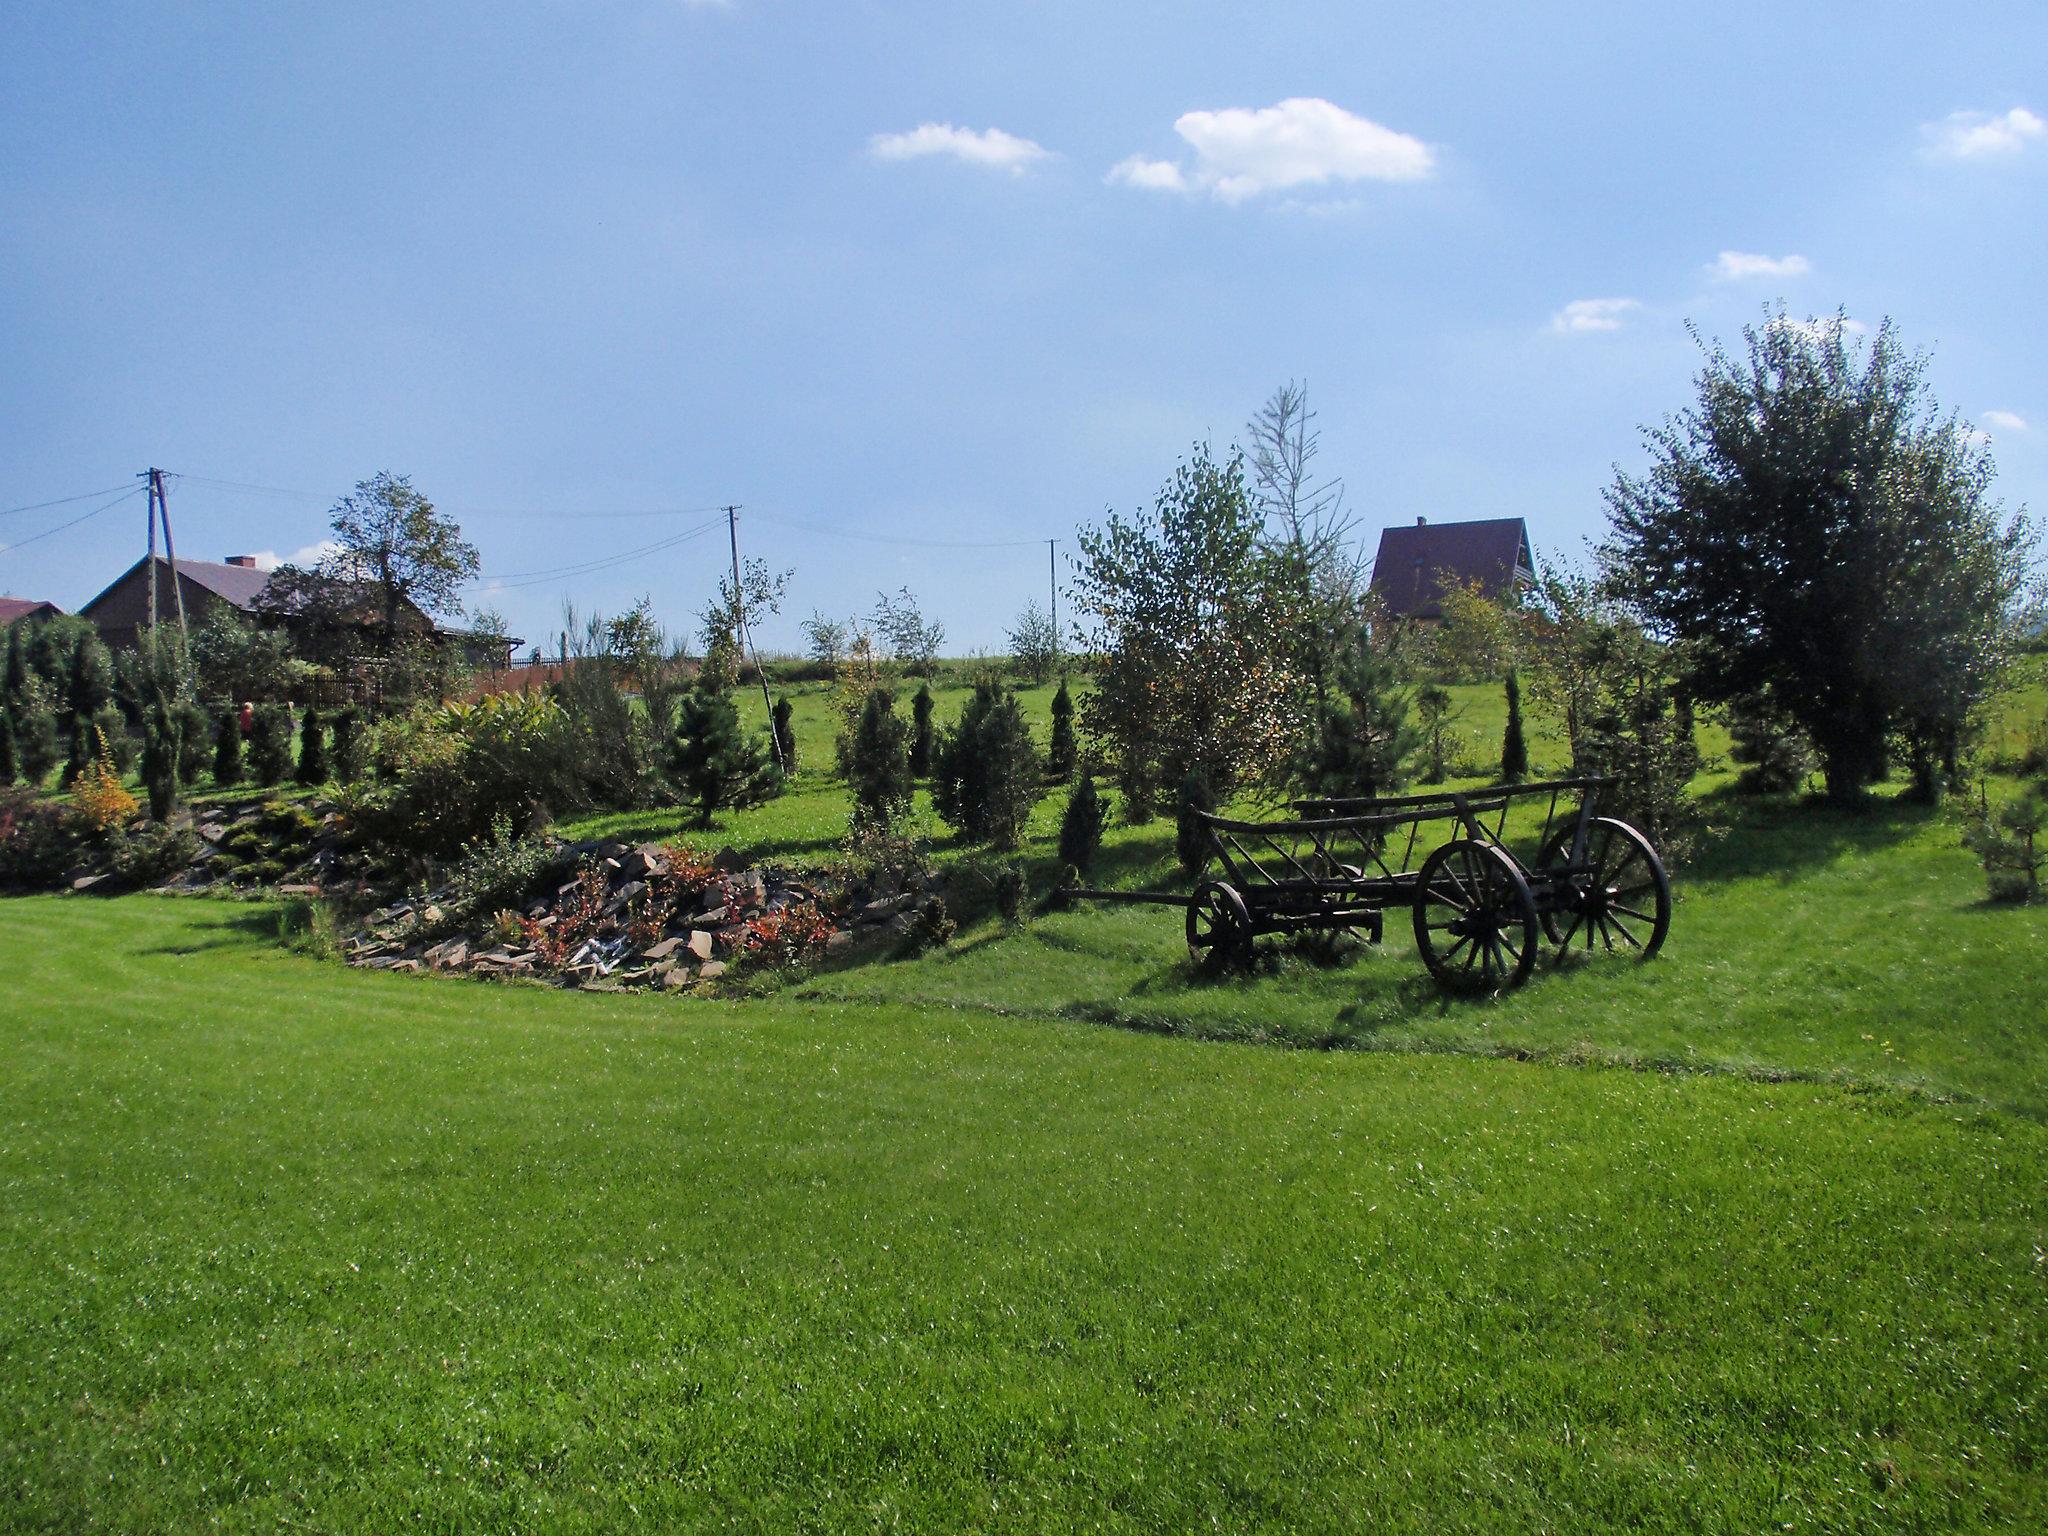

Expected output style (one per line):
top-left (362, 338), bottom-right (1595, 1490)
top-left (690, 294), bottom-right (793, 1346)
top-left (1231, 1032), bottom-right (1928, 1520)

top-left (5, 664), bottom-right (2046, 1530)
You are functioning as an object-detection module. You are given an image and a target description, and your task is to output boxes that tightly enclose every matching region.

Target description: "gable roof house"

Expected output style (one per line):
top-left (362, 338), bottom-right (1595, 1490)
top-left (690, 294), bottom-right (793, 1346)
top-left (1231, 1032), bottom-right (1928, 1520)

top-left (1369, 516), bottom-right (1535, 622)
top-left (0, 596), bottom-right (65, 628)
top-left (77, 554), bottom-right (517, 672)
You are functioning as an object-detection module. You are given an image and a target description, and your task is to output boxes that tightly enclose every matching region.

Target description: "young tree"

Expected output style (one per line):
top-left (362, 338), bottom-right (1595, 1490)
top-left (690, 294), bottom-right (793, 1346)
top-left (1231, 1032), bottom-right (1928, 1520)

top-left (801, 612), bottom-right (848, 669)
top-left (315, 471), bottom-right (481, 652)
top-left (213, 709), bottom-right (244, 787)
top-left (1727, 691), bottom-right (1814, 793)
top-left (931, 682), bottom-right (1044, 849)
top-left (140, 710), bottom-right (179, 821)
top-left (1602, 311), bottom-right (2036, 801)
top-left (772, 696), bottom-right (798, 774)
top-left (2, 625), bottom-right (28, 715)
top-left (295, 708), bottom-right (328, 786)
top-left (65, 631), bottom-right (112, 734)
top-left (1500, 670), bottom-right (1529, 783)
top-left (1296, 624), bottom-right (1418, 800)
top-left (248, 705), bottom-right (292, 787)
top-left (873, 587), bottom-right (945, 675)
top-left (1416, 683), bottom-right (1457, 783)
top-left (330, 707), bottom-right (365, 784)
top-left (14, 711), bottom-right (59, 788)
top-left (1047, 678), bottom-right (1077, 781)
top-left (847, 688), bottom-right (912, 831)
top-left (1071, 445), bottom-right (1300, 819)
top-left (909, 684), bottom-right (935, 776)
top-left (1057, 770), bottom-right (1108, 873)
top-left (1007, 599), bottom-right (1059, 685)
top-left (669, 678), bottom-right (781, 828)
top-left (1174, 768), bottom-right (1215, 876)
top-left (0, 711), bottom-right (15, 786)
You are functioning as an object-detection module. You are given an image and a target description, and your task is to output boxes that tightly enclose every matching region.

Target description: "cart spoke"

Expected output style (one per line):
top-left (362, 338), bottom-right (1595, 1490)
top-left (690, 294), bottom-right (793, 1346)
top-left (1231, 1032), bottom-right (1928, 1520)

top-left (1609, 902), bottom-right (1656, 923)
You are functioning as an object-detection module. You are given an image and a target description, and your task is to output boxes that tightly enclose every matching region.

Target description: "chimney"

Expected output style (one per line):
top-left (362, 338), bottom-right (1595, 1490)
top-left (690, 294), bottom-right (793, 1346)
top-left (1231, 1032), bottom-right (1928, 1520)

top-left (1416, 516), bottom-right (1427, 526)
top-left (224, 555), bottom-right (258, 568)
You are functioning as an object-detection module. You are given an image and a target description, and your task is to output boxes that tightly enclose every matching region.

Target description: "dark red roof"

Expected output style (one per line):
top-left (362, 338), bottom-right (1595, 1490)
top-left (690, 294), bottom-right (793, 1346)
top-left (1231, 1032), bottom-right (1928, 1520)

top-left (1370, 517), bottom-right (1534, 619)
top-left (0, 596), bottom-right (63, 626)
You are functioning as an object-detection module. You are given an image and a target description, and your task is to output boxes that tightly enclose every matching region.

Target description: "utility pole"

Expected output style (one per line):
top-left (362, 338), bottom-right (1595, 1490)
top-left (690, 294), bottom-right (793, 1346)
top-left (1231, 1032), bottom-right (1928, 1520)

top-left (725, 504), bottom-right (786, 771)
top-left (138, 468), bottom-right (189, 642)
top-left (1047, 538), bottom-right (1059, 661)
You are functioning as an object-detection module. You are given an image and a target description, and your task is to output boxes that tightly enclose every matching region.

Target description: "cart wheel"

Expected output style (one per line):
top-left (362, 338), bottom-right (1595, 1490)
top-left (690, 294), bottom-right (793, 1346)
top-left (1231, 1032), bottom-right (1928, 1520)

top-left (1533, 816), bottom-right (1671, 960)
top-left (1412, 840), bottom-right (1540, 993)
top-left (1186, 881), bottom-right (1254, 975)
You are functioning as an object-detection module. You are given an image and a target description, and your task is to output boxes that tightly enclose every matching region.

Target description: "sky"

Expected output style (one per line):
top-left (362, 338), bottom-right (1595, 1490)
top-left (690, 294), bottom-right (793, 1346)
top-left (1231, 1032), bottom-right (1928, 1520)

top-left (2, 0), bottom-right (2043, 655)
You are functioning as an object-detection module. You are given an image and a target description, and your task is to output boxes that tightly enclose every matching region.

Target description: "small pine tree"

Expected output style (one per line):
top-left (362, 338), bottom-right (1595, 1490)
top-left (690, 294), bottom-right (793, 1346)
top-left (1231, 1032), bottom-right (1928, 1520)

top-left (932, 682), bottom-right (1044, 849)
top-left (1500, 669), bottom-right (1529, 784)
top-left (848, 688), bottom-right (912, 831)
top-left (329, 708), bottom-right (364, 784)
top-left (60, 720), bottom-right (91, 789)
top-left (0, 710), bottom-right (15, 785)
top-left (1048, 677), bottom-right (1077, 781)
top-left (140, 711), bottom-right (178, 821)
top-left (212, 709), bottom-right (244, 787)
top-left (1174, 767), bottom-right (1215, 876)
top-left (174, 700), bottom-right (211, 786)
top-left (910, 684), bottom-right (935, 777)
top-left (248, 705), bottom-right (291, 787)
top-left (295, 708), bottom-right (328, 786)
top-left (15, 710), bottom-right (59, 787)
top-left (670, 679), bottom-right (781, 828)
top-left (772, 695), bottom-right (798, 774)
top-left (65, 634), bottom-right (112, 731)
top-left (1416, 684), bottom-right (1454, 784)
top-left (1297, 632), bottom-right (1419, 800)
top-left (1058, 770), bottom-right (1108, 873)
top-left (1, 626), bottom-right (28, 714)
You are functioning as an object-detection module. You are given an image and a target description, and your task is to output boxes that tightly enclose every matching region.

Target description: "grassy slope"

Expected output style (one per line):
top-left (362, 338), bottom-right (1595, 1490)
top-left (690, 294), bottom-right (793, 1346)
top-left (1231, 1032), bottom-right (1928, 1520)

top-left (1, 896), bottom-right (2043, 1533)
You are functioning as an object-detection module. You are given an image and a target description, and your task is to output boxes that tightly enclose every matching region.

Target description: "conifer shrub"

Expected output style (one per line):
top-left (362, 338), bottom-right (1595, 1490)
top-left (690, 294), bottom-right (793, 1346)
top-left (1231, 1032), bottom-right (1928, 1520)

top-left (932, 682), bottom-right (1044, 849)
top-left (295, 708), bottom-right (328, 786)
top-left (212, 709), bottom-right (244, 787)
top-left (910, 684), bottom-right (935, 777)
top-left (772, 695), bottom-right (798, 774)
top-left (1174, 768), bottom-right (1215, 876)
top-left (1727, 693), bottom-right (1814, 793)
top-left (1962, 788), bottom-right (2047, 903)
top-left (14, 711), bottom-right (59, 788)
top-left (848, 688), bottom-right (912, 832)
top-left (1048, 677), bottom-right (1077, 781)
top-left (991, 861), bottom-right (1027, 924)
top-left (0, 711), bottom-right (15, 786)
top-left (140, 715), bottom-right (178, 821)
top-left (330, 708), bottom-right (365, 784)
top-left (248, 706), bottom-right (292, 786)
top-left (669, 679), bottom-right (780, 828)
top-left (174, 701), bottom-right (211, 786)
top-left (1057, 770), bottom-right (1107, 873)
top-left (93, 706), bottom-right (137, 773)
top-left (0, 788), bottom-right (87, 888)
top-left (1500, 669), bottom-right (1529, 783)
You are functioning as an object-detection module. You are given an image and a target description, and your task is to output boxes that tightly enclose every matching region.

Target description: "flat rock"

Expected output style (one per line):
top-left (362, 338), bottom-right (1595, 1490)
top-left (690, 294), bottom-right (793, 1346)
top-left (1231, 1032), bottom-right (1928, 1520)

top-left (641, 936), bottom-right (684, 960)
top-left (697, 959), bottom-right (728, 980)
top-left (686, 929), bottom-right (715, 961)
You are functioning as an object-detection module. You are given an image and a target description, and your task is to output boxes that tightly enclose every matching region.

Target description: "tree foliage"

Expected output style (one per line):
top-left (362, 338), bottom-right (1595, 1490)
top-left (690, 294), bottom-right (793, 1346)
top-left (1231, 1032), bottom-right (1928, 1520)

top-left (669, 679), bottom-right (780, 828)
top-left (1295, 621), bottom-right (1419, 800)
top-left (931, 682), bottom-right (1044, 849)
top-left (1057, 770), bottom-right (1108, 873)
top-left (1601, 312), bottom-right (2037, 800)
top-left (873, 587), bottom-right (945, 676)
top-left (1047, 678), bottom-right (1077, 781)
top-left (847, 688), bottom-right (912, 832)
top-left (1007, 599), bottom-right (1059, 685)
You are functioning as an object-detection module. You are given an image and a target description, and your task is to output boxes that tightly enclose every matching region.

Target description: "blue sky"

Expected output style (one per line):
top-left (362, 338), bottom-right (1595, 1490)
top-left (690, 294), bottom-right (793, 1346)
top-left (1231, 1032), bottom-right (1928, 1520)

top-left (3, 0), bottom-right (2042, 653)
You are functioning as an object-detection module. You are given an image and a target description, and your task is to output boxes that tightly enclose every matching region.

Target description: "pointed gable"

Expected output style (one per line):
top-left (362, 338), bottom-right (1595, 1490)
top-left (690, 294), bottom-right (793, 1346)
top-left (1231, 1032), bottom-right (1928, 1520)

top-left (1369, 517), bottom-right (1534, 620)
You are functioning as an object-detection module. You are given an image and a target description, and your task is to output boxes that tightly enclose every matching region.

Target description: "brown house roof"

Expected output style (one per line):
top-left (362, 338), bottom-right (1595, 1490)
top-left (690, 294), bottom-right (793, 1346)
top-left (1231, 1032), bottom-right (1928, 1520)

top-left (78, 555), bottom-right (274, 617)
top-left (0, 596), bottom-right (64, 626)
top-left (1370, 517), bottom-right (1535, 620)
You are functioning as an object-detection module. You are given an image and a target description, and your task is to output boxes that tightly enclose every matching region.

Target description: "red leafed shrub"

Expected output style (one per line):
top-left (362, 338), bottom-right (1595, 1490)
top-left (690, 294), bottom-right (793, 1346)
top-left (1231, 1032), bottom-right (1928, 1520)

top-left (661, 843), bottom-right (724, 887)
top-left (521, 863), bottom-right (608, 969)
top-left (734, 900), bottom-right (836, 967)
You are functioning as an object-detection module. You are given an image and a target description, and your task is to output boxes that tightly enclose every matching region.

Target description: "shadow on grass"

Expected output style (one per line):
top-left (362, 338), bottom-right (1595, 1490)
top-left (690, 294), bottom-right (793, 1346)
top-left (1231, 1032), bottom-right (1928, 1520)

top-left (138, 904), bottom-right (280, 957)
top-left (1682, 789), bottom-right (1938, 885)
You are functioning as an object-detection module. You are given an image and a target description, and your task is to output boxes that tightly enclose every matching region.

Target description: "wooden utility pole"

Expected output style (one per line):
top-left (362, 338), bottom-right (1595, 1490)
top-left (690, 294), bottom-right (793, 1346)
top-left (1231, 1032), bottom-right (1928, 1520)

top-left (139, 467), bottom-right (189, 641)
top-left (725, 504), bottom-right (786, 770)
top-left (1047, 537), bottom-right (1059, 661)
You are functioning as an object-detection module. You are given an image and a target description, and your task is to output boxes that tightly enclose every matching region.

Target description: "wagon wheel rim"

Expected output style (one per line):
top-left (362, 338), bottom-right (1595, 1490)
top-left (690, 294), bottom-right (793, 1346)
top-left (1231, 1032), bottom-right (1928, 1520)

top-left (1412, 841), bottom-right (1539, 993)
top-left (1541, 817), bottom-right (1672, 963)
top-left (1186, 881), bottom-right (1253, 975)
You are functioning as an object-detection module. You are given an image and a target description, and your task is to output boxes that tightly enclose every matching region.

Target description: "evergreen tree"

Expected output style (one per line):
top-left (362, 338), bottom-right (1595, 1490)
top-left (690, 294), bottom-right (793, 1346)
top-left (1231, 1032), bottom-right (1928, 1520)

top-left (0, 710), bottom-right (16, 785)
top-left (1048, 677), bottom-right (1077, 780)
top-left (15, 710), bottom-right (59, 787)
top-left (1174, 767), bottom-right (1215, 876)
top-left (2, 626), bottom-right (28, 714)
top-left (847, 688), bottom-right (912, 831)
top-left (1296, 628), bottom-right (1419, 800)
top-left (93, 705), bottom-right (137, 773)
top-left (60, 720), bottom-right (91, 789)
top-left (1416, 683), bottom-right (1455, 783)
top-left (909, 684), bottom-right (935, 777)
top-left (248, 705), bottom-right (291, 787)
top-left (329, 708), bottom-right (364, 783)
top-left (174, 700), bottom-right (211, 786)
top-left (140, 711), bottom-right (178, 821)
top-left (1057, 770), bottom-right (1108, 873)
top-left (670, 678), bottom-right (780, 828)
top-left (932, 682), bottom-right (1044, 849)
top-left (212, 709), bottom-right (244, 787)
top-left (64, 633), bottom-right (111, 731)
top-left (1500, 669), bottom-right (1529, 783)
top-left (772, 695), bottom-right (798, 774)
top-left (294, 708), bottom-right (328, 785)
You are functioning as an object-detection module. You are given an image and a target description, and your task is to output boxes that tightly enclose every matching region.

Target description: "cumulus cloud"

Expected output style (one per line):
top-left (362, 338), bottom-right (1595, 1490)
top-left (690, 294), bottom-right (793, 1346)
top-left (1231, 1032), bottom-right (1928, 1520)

top-left (1983, 409), bottom-right (2029, 434)
top-left (1711, 250), bottom-right (1812, 281)
top-left (1924, 106), bottom-right (2044, 159)
top-left (248, 539), bottom-right (341, 573)
top-left (1110, 97), bottom-right (1434, 202)
top-left (869, 123), bottom-right (1052, 174)
top-left (1551, 298), bottom-right (1642, 335)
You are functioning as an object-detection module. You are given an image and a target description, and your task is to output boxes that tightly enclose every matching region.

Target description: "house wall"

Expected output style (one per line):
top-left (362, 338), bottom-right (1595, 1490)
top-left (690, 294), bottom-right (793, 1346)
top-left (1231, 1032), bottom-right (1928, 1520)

top-left (81, 566), bottom-right (240, 652)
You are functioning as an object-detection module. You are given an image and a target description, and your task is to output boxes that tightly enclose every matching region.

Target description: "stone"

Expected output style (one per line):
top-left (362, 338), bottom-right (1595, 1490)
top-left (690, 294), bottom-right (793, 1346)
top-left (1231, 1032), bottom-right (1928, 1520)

top-left (70, 873), bottom-right (109, 892)
top-left (712, 845), bottom-right (745, 872)
top-left (641, 936), bottom-right (683, 961)
top-left (685, 930), bottom-right (715, 961)
top-left (662, 966), bottom-right (693, 990)
top-left (826, 929), bottom-right (855, 956)
top-left (278, 883), bottom-right (322, 897)
top-left (697, 960), bottom-right (727, 980)
top-left (695, 903), bottom-right (729, 926)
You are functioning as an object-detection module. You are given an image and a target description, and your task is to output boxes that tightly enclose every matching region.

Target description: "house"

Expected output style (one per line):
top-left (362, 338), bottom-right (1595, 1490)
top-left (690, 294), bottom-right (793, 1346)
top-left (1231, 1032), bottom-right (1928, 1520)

top-left (77, 554), bottom-right (518, 670)
top-left (0, 596), bottom-right (64, 628)
top-left (1369, 516), bottom-right (1535, 622)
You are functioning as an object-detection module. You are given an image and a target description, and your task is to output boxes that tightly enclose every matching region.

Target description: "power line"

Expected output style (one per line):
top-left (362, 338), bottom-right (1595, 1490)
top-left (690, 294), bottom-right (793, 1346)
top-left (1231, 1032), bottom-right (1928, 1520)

top-left (0, 483), bottom-right (136, 519)
top-left (0, 485), bottom-right (147, 556)
top-left (485, 519), bottom-right (725, 589)
top-left (749, 507), bottom-right (1052, 550)
top-left (164, 472), bottom-right (731, 522)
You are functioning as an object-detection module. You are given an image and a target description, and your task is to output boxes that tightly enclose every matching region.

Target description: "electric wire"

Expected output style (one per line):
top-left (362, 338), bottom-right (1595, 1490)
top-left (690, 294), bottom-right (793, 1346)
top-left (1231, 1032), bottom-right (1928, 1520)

top-left (485, 520), bottom-right (725, 589)
top-left (0, 485), bottom-right (147, 557)
top-left (748, 507), bottom-right (1051, 550)
top-left (0, 483), bottom-right (137, 518)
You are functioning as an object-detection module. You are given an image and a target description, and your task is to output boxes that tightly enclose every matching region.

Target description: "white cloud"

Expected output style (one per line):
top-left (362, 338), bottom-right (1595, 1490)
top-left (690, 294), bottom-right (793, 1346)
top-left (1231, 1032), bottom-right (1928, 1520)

top-left (1551, 297), bottom-right (1642, 335)
top-left (869, 123), bottom-right (1051, 174)
top-left (1106, 155), bottom-right (1187, 192)
top-left (1925, 106), bottom-right (2045, 160)
top-left (1958, 426), bottom-right (1994, 449)
top-left (248, 539), bottom-right (341, 573)
top-left (1767, 314), bottom-right (1868, 345)
top-left (1711, 250), bottom-right (1812, 281)
top-left (1110, 97), bottom-right (1434, 202)
top-left (1983, 409), bottom-right (2029, 434)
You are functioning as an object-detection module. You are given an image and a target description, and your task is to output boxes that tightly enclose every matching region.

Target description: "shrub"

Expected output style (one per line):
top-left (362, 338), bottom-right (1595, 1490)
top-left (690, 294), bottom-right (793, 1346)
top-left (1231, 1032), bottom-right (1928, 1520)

top-left (13, 710), bottom-right (59, 788)
top-left (735, 900), bottom-right (836, 968)
top-left (93, 706), bottom-right (137, 773)
top-left (353, 695), bottom-right (567, 857)
top-left (1048, 678), bottom-right (1077, 781)
top-left (0, 711), bottom-right (14, 786)
top-left (73, 732), bottom-right (138, 833)
top-left (1727, 692), bottom-right (1814, 793)
top-left (520, 863), bottom-right (609, 969)
top-left (1500, 670), bottom-right (1529, 784)
top-left (669, 680), bottom-right (780, 828)
top-left (1057, 771), bottom-right (1107, 873)
top-left (212, 709), bottom-right (244, 787)
top-left (436, 816), bottom-right (569, 929)
top-left (848, 688), bottom-right (912, 832)
top-left (248, 705), bottom-right (292, 786)
top-left (329, 708), bottom-right (366, 784)
top-left (771, 696), bottom-right (797, 774)
top-left (909, 685), bottom-right (935, 777)
top-left (0, 788), bottom-right (87, 888)
top-left (1962, 788), bottom-right (2046, 903)
top-left (840, 813), bottom-right (933, 895)
top-left (1174, 768), bottom-right (1214, 876)
top-left (1416, 684), bottom-right (1455, 784)
top-left (932, 682), bottom-right (1044, 849)
top-left (174, 700), bottom-right (211, 786)
top-left (104, 821), bottom-right (199, 886)
top-left (295, 708), bottom-right (328, 786)
top-left (139, 714), bottom-right (177, 821)
top-left (907, 895), bottom-right (955, 952)
top-left (991, 861), bottom-right (1026, 924)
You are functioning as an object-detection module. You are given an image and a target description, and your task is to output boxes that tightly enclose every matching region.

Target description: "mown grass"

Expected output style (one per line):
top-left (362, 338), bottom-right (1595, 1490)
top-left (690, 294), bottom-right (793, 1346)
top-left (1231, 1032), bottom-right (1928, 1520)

top-left (1, 895), bottom-right (2044, 1532)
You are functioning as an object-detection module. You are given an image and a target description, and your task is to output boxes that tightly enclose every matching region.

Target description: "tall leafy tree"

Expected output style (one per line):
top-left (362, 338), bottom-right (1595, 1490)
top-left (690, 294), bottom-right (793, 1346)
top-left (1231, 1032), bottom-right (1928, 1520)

top-left (1602, 312), bottom-right (2036, 800)
top-left (308, 472), bottom-right (480, 653)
